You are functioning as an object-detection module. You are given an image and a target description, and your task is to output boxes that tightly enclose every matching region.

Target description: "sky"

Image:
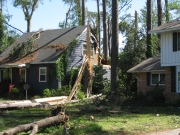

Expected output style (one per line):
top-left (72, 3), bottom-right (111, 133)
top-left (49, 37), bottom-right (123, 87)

top-left (4, 0), bottom-right (147, 34)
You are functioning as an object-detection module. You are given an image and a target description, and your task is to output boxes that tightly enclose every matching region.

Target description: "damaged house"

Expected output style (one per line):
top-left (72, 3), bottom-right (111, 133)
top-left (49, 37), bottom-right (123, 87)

top-left (0, 26), bottom-right (102, 95)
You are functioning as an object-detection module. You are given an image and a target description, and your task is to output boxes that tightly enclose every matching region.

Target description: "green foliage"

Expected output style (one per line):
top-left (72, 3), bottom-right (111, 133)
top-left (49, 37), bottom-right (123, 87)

top-left (0, 11), bottom-right (8, 54)
top-left (56, 39), bottom-right (78, 81)
top-left (92, 65), bottom-right (109, 94)
top-left (146, 87), bottom-right (165, 106)
top-left (60, 0), bottom-right (82, 28)
top-left (9, 37), bottom-right (36, 58)
top-left (42, 86), bottom-right (71, 97)
top-left (118, 43), bottom-right (146, 97)
top-left (9, 87), bottom-right (24, 100)
top-left (76, 84), bottom-right (85, 99)
top-left (42, 88), bottom-right (52, 97)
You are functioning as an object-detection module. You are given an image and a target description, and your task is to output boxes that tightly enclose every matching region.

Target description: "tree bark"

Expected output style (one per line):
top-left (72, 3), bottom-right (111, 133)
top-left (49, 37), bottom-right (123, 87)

top-left (146, 0), bottom-right (152, 58)
top-left (103, 0), bottom-right (108, 60)
top-left (110, 0), bottom-right (119, 102)
top-left (165, 0), bottom-right (170, 23)
top-left (97, 0), bottom-right (101, 49)
top-left (0, 112), bottom-right (69, 135)
top-left (134, 10), bottom-right (138, 49)
top-left (157, 0), bottom-right (162, 52)
top-left (82, 0), bottom-right (85, 25)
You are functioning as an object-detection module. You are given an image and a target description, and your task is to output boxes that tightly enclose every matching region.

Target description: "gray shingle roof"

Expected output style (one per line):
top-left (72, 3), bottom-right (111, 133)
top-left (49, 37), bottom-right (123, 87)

top-left (127, 57), bottom-right (165, 73)
top-left (149, 17), bottom-right (180, 34)
top-left (0, 26), bottom-right (87, 65)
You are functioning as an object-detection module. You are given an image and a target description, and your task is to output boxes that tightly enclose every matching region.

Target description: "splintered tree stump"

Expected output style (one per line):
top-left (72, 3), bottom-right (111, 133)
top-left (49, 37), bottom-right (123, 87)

top-left (0, 112), bottom-right (69, 135)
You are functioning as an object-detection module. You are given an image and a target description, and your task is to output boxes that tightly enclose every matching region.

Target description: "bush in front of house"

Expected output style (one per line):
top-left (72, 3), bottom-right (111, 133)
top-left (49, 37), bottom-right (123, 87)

top-left (145, 87), bottom-right (165, 106)
top-left (9, 87), bottom-right (24, 100)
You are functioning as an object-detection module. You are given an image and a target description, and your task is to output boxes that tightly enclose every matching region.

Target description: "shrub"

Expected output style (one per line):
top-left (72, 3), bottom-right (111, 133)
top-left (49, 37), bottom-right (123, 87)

top-left (9, 87), bottom-right (24, 100)
top-left (146, 87), bottom-right (165, 106)
top-left (42, 88), bottom-right (52, 97)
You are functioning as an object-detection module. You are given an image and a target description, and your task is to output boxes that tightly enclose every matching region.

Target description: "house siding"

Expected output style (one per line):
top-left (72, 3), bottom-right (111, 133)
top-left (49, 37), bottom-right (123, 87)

top-left (69, 29), bottom-right (99, 69)
top-left (161, 32), bottom-right (180, 66)
top-left (103, 65), bottom-right (111, 80)
top-left (137, 68), bottom-right (180, 102)
top-left (28, 64), bottom-right (58, 94)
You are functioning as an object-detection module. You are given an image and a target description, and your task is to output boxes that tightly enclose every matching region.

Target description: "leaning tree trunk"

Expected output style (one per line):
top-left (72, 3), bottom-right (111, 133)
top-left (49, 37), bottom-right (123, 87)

top-left (0, 112), bottom-right (69, 135)
top-left (146, 0), bottom-right (152, 58)
top-left (110, 0), bottom-right (119, 102)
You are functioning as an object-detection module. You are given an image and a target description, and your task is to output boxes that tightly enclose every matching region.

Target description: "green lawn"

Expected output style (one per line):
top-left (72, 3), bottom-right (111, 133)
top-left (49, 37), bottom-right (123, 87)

top-left (0, 102), bottom-right (180, 135)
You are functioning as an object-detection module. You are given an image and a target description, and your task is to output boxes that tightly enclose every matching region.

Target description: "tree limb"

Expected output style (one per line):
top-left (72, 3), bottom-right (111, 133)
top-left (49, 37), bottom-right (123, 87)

top-left (0, 112), bottom-right (69, 135)
top-left (4, 22), bottom-right (24, 33)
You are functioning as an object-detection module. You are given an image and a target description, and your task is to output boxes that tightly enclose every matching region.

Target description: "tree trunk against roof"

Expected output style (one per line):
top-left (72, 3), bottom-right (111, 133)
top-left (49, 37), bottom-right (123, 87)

top-left (110, 0), bottom-right (119, 103)
top-left (165, 0), bottom-right (170, 22)
top-left (97, 0), bottom-right (101, 49)
top-left (146, 0), bottom-right (152, 58)
top-left (83, 26), bottom-right (93, 98)
top-left (82, 0), bottom-right (85, 25)
top-left (103, 0), bottom-right (108, 60)
top-left (157, 0), bottom-right (162, 52)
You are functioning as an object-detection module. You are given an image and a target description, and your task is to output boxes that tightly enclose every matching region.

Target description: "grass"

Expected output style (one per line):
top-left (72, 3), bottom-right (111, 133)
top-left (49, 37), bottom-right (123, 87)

top-left (0, 101), bottom-right (180, 135)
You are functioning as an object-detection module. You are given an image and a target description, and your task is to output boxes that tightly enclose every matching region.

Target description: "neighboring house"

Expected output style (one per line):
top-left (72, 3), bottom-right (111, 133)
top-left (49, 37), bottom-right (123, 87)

top-left (128, 18), bottom-right (180, 102)
top-left (0, 26), bottom-right (101, 95)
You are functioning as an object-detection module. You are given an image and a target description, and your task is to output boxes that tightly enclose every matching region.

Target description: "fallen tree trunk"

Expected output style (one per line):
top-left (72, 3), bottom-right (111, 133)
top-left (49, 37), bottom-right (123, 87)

top-left (0, 112), bottom-right (69, 135)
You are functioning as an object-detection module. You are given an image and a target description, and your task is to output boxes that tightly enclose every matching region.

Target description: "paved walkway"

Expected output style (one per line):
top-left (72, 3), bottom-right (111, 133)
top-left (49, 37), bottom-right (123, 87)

top-left (147, 128), bottom-right (180, 135)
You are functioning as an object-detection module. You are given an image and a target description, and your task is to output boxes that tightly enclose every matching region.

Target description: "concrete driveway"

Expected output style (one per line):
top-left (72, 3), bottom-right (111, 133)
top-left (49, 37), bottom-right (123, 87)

top-left (147, 128), bottom-right (180, 135)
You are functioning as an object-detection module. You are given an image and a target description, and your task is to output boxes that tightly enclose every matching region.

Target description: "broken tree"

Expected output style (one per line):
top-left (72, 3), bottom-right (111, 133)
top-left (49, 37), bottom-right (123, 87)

top-left (0, 112), bottom-right (69, 135)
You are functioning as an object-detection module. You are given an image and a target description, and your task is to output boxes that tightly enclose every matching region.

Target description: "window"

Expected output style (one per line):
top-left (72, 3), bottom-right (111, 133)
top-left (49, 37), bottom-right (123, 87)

top-left (173, 32), bottom-right (180, 51)
top-left (82, 44), bottom-right (94, 57)
top-left (20, 69), bottom-right (26, 82)
top-left (39, 67), bottom-right (46, 82)
top-left (0, 69), bottom-right (12, 83)
top-left (151, 73), bottom-right (165, 85)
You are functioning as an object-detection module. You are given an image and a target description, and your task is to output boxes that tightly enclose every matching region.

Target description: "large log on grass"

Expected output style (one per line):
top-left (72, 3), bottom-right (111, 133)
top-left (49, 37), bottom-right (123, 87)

top-left (0, 112), bottom-right (69, 135)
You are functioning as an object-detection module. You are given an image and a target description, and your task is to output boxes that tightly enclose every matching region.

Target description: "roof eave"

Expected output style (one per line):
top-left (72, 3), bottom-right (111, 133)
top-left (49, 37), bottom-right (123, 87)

top-left (149, 27), bottom-right (180, 34)
top-left (0, 63), bottom-right (30, 68)
top-left (127, 69), bottom-right (165, 73)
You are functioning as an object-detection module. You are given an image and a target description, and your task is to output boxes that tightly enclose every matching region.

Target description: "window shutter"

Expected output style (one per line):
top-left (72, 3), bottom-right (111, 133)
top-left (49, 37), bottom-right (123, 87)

top-left (46, 67), bottom-right (50, 82)
top-left (173, 32), bottom-right (177, 52)
top-left (26, 69), bottom-right (29, 83)
top-left (171, 66), bottom-right (176, 92)
top-left (147, 72), bottom-right (150, 86)
top-left (36, 68), bottom-right (39, 82)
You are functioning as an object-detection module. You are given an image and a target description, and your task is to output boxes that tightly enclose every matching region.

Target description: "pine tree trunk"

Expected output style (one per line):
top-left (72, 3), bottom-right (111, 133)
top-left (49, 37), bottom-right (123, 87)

top-left (110, 0), bottom-right (119, 102)
top-left (97, 0), bottom-right (101, 49)
top-left (82, 0), bottom-right (85, 25)
top-left (103, 0), bottom-right (108, 60)
top-left (134, 11), bottom-right (138, 49)
top-left (165, 0), bottom-right (170, 23)
top-left (146, 0), bottom-right (152, 58)
top-left (157, 0), bottom-right (162, 52)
